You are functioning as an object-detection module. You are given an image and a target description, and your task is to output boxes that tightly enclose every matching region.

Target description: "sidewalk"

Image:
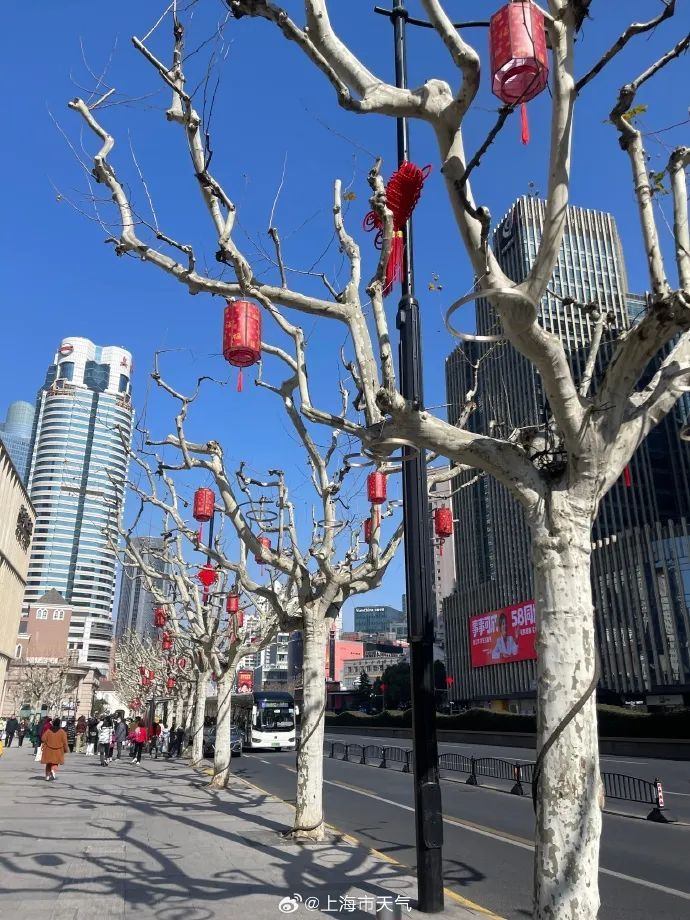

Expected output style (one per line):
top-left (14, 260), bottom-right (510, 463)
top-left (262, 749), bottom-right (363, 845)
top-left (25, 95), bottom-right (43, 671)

top-left (0, 744), bottom-right (486, 919)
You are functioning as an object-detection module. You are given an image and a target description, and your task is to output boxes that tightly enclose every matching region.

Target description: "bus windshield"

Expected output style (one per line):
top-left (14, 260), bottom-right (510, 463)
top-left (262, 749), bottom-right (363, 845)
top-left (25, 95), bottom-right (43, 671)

top-left (254, 701), bottom-right (295, 732)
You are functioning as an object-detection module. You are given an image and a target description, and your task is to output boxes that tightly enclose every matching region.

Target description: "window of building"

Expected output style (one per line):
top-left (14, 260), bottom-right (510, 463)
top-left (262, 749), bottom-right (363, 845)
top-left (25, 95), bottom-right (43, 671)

top-left (58, 362), bottom-right (75, 381)
top-left (15, 644), bottom-right (22, 658)
top-left (36, 608), bottom-right (48, 620)
top-left (84, 361), bottom-right (111, 392)
top-left (52, 609), bottom-right (65, 620)
top-left (118, 374), bottom-right (129, 394)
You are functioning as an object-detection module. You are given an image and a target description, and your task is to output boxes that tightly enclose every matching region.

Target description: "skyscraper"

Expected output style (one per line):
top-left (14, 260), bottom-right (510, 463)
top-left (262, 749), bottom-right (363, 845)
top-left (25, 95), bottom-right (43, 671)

top-left (444, 198), bottom-right (690, 708)
top-left (115, 537), bottom-right (169, 641)
top-left (24, 337), bottom-right (133, 673)
top-left (0, 401), bottom-right (35, 483)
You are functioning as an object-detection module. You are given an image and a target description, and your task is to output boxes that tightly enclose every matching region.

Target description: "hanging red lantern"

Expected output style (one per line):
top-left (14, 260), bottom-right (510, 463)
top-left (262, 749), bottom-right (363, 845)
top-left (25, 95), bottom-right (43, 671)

top-left (363, 511), bottom-right (380, 544)
top-left (193, 487), bottom-right (215, 523)
top-left (153, 606), bottom-right (167, 628)
top-left (489, 1), bottom-right (549, 145)
top-left (138, 665), bottom-right (147, 677)
top-left (226, 593), bottom-right (240, 614)
top-left (363, 162), bottom-right (431, 296)
top-left (130, 697), bottom-right (142, 710)
top-left (197, 564), bottom-right (218, 588)
top-left (161, 632), bottom-right (174, 651)
top-left (254, 536), bottom-right (271, 564)
top-left (237, 611), bottom-right (244, 629)
top-left (623, 465), bottom-right (632, 488)
top-left (434, 506), bottom-right (454, 557)
top-left (166, 676), bottom-right (176, 690)
top-left (223, 300), bottom-right (262, 392)
top-left (367, 471), bottom-right (387, 505)
top-left (177, 657), bottom-right (187, 670)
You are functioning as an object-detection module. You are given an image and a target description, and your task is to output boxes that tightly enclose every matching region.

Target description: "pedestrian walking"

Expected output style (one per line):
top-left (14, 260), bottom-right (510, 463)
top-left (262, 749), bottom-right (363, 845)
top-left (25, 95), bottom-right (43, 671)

top-left (75, 715), bottom-right (87, 753)
top-left (5, 715), bottom-right (19, 747)
top-left (149, 720), bottom-right (161, 759)
top-left (130, 717), bottom-right (147, 765)
top-left (97, 717), bottom-right (114, 766)
top-left (65, 718), bottom-right (77, 753)
top-left (40, 718), bottom-right (68, 781)
top-left (17, 719), bottom-right (28, 747)
top-left (160, 724), bottom-right (170, 757)
top-left (85, 717), bottom-right (99, 756)
top-left (113, 716), bottom-right (127, 759)
top-left (0, 716), bottom-right (6, 742)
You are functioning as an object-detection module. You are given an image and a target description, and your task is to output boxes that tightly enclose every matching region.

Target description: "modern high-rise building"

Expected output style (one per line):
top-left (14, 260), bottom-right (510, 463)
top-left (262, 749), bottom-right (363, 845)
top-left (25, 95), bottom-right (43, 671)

top-left (0, 401), bottom-right (35, 483)
top-left (115, 537), bottom-right (169, 642)
top-left (353, 605), bottom-right (404, 634)
top-left (24, 337), bottom-right (134, 674)
top-left (444, 198), bottom-right (690, 709)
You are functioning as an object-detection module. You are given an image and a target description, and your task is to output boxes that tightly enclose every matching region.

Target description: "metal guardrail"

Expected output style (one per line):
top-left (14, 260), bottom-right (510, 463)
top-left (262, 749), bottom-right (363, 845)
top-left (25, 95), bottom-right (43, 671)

top-left (325, 741), bottom-right (669, 821)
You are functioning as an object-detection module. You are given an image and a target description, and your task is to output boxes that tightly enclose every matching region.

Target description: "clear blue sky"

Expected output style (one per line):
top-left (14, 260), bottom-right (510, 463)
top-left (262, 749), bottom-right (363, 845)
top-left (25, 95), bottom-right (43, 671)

top-left (2, 1), bottom-right (688, 627)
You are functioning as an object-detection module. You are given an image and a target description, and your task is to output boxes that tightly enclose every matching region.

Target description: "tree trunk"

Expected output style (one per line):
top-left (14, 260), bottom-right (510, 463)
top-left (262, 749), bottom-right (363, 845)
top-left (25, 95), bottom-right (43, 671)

top-left (292, 616), bottom-right (328, 840)
top-left (210, 667), bottom-right (234, 789)
top-left (532, 503), bottom-right (602, 920)
top-left (190, 670), bottom-right (208, 767)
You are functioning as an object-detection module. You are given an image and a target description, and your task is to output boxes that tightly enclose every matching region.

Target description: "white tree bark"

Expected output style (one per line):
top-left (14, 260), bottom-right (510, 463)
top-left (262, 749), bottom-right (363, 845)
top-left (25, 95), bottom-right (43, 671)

top-left (210, 666), bottom-right (235, 789)
top-left (531, 497), bottom-right (601, 920)
top-left (293, 613), bottom-right (329, 840)
top-left (190, 669), bottom-right (208, 767)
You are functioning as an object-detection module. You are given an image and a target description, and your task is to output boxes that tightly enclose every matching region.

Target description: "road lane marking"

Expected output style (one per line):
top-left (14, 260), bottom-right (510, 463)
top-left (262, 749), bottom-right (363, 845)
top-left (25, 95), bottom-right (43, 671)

top-left (317, 775), bottom-right (690, 902)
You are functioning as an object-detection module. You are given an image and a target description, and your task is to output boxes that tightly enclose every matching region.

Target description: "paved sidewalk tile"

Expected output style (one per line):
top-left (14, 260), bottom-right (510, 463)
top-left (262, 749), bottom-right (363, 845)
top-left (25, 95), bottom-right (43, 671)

top-left (0, 744), bottom-right (486, 919)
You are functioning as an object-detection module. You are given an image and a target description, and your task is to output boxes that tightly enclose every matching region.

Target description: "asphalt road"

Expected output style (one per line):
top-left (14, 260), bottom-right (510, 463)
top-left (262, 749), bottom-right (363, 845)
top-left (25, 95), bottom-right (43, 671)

top-left (326, 731), bottom-right (690, 823)
top-left (229, 743), bottom-right (690, 920)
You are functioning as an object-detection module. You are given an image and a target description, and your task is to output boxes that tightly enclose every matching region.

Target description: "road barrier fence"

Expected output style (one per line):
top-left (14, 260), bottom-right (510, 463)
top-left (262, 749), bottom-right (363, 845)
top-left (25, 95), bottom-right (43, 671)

top-left (324, 741), bottom-right (669, 822)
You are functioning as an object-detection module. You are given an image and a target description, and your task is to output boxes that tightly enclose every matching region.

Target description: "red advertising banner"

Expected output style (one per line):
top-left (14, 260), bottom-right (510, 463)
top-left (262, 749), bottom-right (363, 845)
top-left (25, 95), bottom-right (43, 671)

top-left (236, 669), bottom-right (254, 693)
top-left (469, 600), bottom-right (536, 668)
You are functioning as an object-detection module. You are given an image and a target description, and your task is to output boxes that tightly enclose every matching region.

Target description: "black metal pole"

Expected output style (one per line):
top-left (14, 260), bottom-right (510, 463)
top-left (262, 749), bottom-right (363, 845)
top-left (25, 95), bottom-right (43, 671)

top-left (388, 0), bottom-right (444, 911)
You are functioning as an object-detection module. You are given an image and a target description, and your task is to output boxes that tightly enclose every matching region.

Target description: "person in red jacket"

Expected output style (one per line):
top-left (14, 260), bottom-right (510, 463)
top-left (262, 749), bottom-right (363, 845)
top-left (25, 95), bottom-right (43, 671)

top-left (130, 717), bottom-right (148, 765)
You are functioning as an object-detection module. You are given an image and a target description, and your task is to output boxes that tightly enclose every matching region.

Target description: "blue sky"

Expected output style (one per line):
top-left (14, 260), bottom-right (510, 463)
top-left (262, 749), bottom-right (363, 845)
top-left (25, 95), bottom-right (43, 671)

top-left (2, 1), bottom-right (688, 627)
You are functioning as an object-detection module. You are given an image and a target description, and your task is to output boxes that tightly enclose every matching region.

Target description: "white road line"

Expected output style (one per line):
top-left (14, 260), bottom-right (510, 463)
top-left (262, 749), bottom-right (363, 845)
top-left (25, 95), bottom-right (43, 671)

top-left (320, 777), bottom-right (690, 902)
top-left (664, 790), bottom-right (690, 797)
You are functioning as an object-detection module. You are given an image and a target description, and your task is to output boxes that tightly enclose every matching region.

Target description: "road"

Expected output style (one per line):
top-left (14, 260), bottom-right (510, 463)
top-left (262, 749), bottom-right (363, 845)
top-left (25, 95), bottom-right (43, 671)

top-left (228, 734), bottom-right (690, 920)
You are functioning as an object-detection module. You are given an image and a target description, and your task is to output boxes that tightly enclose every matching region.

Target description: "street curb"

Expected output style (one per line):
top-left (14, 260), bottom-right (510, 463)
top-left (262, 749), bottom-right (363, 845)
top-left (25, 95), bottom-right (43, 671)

top-left (228, 767), bottom-right (505, 918)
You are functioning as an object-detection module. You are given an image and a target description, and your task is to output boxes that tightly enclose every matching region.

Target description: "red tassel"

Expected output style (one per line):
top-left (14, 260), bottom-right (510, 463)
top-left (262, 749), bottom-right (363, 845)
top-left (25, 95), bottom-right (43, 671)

top-left (196, 526), bottom-right (203, 545)
top-left (623, 465), bottom-right (632, 488)
top-left (384, 232), bottom-right (404, 296)
top-left (237, 368), bottom-right (243, 393)
top-left (520, 103), bottom-right (530, 145)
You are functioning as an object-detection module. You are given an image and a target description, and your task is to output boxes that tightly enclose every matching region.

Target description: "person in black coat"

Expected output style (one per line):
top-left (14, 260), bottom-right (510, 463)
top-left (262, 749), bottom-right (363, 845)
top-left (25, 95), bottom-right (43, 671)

top-left (5, 716), bottom-right (19, 747)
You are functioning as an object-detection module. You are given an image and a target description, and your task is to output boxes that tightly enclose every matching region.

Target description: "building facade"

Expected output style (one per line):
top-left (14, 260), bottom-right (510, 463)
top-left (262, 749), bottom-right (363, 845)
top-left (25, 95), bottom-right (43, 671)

top-left (430, 470), bottom-right (457, 659)
top-left (444, 197), bottom-right (690, 708)
top-left (115, 537), bottom-right (169, 642)
top-left (353, 605), bottom-right (405, 634)
top-left (0, 441), bottom-right (35, 714)
top-left (341, 653), bottom-right (404, 689)
top-left (0, 401), bottom-right (35, 484)
top-left (24, 337), bottom-right (133, 674)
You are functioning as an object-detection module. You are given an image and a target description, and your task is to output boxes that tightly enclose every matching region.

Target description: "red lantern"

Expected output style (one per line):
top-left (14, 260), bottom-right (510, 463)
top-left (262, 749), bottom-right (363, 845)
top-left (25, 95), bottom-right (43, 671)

top-left (153, 606), bottom-right (167, 628)
top-left (197, 564), bottom-right (217, 588)
top-left (434, 507), bottom-right (453, 557)
top-left (367, 472), bottom-right (387, 505)
top-left (166, 676), bottom-right (176, 690)
top-left (130, 697), bottom-right (142, 710)
top-left (161, 632), bottom-right (174, 651)
top-left (177, 658), bottom-right (187, 670)
top-left (363, 512), bottom-right (380, 544)
top-left (138, 665), bottom-right (147, 676)
top-left (489, 1), bottom-right (549, 145)
top-left (446, 676), bottom-right (455, 688)
top-left (226, 593), bottom-right (240, 614)
top-left (223, 300), bottom-right (262, 392)
top-left (255, 536), bottom-right (271, 564)
top-left (193, 487), bottom-right (215, 523)
top-left (237, 611), bottom-right (245, 629)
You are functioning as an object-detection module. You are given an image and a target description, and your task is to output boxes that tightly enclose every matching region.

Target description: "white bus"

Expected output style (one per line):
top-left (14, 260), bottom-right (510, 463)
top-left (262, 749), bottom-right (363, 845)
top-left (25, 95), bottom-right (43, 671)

top-left (233, 691), bottom-right (297, 751)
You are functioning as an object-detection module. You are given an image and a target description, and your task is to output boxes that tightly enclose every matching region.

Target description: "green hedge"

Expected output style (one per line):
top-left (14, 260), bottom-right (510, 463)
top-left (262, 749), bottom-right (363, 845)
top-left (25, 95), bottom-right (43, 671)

top-left (325, 706), bottom-right (690, 739)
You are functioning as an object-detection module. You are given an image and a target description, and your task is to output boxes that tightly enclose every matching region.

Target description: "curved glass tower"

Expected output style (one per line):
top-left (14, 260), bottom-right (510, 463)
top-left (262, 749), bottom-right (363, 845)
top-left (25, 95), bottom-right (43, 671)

top-left (0, 400), bottom-right (35, 482)
top-left (25, 338), bottom-right (133, 672)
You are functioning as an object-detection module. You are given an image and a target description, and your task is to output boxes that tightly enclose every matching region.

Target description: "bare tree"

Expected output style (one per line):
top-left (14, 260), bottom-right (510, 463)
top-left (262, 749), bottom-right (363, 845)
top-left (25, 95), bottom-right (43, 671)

top-left (112, 628), bottom-right (192, 714)
top-left (117, 476), bottom-right (288, 786)
top-left (9, 659), bottom-right (72, 716)
top-left (67, 2), bottom-right (690, 915)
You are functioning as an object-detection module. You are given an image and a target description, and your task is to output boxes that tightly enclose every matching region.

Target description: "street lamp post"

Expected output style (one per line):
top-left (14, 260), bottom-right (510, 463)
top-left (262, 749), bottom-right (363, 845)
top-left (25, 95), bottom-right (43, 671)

top-left (378, 0), bottom-right (444, 911)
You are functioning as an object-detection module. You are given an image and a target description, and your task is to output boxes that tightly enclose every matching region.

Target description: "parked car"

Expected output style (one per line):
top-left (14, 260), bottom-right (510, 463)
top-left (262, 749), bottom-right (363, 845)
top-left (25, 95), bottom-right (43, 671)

top-left (203, 724), bottom-right (243, 758)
